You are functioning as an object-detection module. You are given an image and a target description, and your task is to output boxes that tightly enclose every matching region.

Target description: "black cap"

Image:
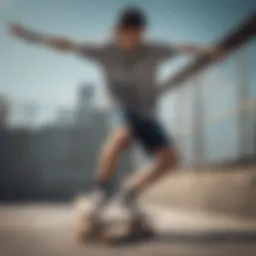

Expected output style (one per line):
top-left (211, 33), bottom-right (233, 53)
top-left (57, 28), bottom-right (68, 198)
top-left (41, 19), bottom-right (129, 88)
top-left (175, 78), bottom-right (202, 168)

top-left (117, 7), bottom-right (147, 29)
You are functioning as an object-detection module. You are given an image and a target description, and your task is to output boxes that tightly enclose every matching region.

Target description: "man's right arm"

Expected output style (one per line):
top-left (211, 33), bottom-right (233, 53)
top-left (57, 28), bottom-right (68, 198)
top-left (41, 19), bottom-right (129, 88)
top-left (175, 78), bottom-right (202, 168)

top-left (9, 23), bottom-right (106, 62)
top-left (10, 23), bottom-right (83, 52)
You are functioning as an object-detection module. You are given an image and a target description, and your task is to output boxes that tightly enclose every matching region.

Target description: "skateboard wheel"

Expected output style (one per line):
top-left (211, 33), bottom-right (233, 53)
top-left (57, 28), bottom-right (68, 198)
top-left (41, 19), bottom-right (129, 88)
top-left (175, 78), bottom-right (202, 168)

top-left (99, 231), bottom-right (118, 245)
top-left (127, 216), bottom-right (155, 238)
top-left (74, 215), bottom-right (103, 242)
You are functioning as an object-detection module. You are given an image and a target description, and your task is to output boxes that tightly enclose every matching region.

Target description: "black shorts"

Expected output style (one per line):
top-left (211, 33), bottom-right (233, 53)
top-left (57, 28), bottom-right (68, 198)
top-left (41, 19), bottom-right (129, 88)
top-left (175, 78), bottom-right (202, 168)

top-left (118, 107), bottom-right (173, 154)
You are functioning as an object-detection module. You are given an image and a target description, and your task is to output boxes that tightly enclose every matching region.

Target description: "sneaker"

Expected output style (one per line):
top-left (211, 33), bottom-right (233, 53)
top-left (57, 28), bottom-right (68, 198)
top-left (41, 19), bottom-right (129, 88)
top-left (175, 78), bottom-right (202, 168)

top-left (86, 188), bottom-right (110, 216)
top-left (118, 187), bottom-right (139, 213)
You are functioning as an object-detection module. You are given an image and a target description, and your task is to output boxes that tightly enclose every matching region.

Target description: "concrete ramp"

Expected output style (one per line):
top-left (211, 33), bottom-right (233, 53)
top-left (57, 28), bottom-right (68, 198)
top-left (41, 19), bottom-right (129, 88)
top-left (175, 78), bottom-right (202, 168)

top-left (142, 166), bottom-right (256, 220)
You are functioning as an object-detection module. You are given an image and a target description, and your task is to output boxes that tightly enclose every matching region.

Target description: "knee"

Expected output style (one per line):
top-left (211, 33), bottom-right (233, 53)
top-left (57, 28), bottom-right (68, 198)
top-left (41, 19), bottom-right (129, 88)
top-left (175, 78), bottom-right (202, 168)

top-left (157, 148), bottom-right (179, 171)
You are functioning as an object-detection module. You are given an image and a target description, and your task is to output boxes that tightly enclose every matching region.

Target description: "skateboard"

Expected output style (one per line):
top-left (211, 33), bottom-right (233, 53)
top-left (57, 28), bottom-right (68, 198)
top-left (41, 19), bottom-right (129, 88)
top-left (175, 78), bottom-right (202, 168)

top-left (73, 195), bottom-right (155, 245)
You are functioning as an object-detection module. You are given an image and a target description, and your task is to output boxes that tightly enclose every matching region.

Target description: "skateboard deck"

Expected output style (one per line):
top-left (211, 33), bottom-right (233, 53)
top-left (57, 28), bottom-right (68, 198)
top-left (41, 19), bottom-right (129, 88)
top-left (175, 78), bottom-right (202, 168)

top-left (73, 195), bottom-right (155, 245)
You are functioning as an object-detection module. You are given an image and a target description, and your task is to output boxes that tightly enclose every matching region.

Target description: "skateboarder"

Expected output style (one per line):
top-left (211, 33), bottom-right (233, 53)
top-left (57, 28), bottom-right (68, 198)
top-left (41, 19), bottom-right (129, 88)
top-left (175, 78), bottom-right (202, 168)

top-left (10, 6), bottom-right (221, 218)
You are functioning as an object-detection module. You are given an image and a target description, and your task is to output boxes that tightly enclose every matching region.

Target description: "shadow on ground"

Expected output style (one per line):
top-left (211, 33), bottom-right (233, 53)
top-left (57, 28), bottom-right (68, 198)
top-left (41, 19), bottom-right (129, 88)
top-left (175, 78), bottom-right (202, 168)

top-left (107, 229), bottom-right (256, 247)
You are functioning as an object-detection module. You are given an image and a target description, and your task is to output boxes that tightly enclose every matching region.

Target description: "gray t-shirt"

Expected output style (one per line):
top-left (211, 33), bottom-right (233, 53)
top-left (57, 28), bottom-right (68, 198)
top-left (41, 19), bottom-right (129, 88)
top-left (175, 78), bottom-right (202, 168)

top-left (79, 42), bottom-right (176, 115)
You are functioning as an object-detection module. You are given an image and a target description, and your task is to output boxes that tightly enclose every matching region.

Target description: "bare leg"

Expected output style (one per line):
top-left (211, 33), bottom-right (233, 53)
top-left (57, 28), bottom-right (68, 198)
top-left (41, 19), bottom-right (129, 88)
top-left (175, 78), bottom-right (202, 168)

top-left (122, 147), bottom-right (179, 205)
top-left (96, 126), bottom-right (132, 183)
top-left (87, 126), bottom-right (132, 216)
top-left (131, 147), bottom-right (178, 191)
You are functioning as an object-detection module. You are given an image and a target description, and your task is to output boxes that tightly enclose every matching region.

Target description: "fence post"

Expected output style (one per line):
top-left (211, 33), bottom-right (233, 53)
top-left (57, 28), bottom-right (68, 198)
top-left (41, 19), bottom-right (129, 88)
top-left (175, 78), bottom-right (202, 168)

top-left (236, 47), bottom-right (250, 160)
top-left (193, 75), bottom-right (204, 167)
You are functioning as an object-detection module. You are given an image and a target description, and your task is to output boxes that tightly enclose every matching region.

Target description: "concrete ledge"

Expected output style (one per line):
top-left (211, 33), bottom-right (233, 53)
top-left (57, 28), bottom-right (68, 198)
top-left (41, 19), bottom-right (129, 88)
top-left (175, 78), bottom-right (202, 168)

top-left (142, 166), bottom-right (256, 221)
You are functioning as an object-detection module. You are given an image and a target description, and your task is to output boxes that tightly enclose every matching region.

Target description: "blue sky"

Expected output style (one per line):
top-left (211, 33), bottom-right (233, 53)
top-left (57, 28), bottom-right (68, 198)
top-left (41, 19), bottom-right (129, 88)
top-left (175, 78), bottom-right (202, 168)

top-left (0, 0), bottom-right (255, 124)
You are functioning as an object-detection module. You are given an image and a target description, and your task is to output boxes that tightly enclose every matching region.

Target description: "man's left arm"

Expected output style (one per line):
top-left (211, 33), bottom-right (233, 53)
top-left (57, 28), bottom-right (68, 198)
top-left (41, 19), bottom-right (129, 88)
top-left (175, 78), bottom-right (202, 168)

top-left (173, 43), bottom-right (224, 60)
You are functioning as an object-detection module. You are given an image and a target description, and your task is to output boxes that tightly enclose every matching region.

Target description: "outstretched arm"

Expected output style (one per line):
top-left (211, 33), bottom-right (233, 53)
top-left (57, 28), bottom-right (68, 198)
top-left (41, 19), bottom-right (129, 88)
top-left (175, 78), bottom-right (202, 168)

top-left (152, 42), bottom-right (224, 62)
top-left (173, 43), bottom-right (224, 60)
top-left (10, 23), bottom-right (83, 52)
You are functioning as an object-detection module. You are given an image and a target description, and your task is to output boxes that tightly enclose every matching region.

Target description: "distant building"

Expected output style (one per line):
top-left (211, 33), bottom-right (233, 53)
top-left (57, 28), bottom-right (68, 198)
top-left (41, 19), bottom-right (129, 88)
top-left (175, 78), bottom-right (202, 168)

top-left (22, 103), bottom-right (39, 128)
top-left (54, 108), bottom-right (75, 128)
top-left (0, 94), bottom-right (9, 128)
top-left (0, 83), bottom-right (133, 201)
top-left (78, 83), bottom-right (95, 107)
top-left (76, 83), bottom-right (96, 125)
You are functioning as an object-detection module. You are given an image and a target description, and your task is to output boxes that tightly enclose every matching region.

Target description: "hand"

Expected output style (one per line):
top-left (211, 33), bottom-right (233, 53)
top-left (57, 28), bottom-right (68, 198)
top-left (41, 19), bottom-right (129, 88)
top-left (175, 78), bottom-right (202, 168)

top-left (9, 23), bottom-right (41, 42)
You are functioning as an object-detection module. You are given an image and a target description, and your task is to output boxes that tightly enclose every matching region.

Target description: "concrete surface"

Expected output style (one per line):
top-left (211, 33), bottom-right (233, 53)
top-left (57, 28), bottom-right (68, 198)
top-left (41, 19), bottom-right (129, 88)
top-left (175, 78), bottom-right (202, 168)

top-left (142, 167), bottom-right (256, 220)
top-left (0, 204), bottom-right (256, 256)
